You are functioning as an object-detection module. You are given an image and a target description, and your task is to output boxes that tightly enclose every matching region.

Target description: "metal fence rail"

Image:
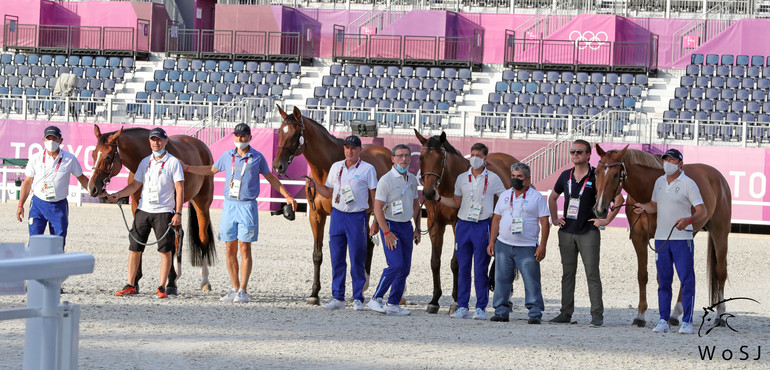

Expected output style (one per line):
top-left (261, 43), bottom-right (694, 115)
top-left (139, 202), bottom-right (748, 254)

top-left (3, 21), bottom-right (146, 57)
top-left (167, 28), bottom-right (313, 64)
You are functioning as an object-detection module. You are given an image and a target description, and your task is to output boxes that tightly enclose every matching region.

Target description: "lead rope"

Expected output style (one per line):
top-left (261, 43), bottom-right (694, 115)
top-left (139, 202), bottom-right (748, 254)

top-left (116, 201), bottom-right (180, 246)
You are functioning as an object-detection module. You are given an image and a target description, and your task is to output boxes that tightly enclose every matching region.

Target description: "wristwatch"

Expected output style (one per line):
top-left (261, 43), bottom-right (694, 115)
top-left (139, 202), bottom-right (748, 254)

top-left (174, 211), bottom-right (182, 216)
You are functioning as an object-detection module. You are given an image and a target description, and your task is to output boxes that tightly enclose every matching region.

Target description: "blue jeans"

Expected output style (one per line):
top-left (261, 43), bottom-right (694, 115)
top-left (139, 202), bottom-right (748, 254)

top-left (492, 240), bottom-right (544, 318)
top-left (455, 219), bottom-right (491, 310)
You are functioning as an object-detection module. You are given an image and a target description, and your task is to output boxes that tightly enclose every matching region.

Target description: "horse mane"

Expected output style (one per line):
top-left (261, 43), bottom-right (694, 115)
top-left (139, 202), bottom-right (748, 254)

top-left (99, 127), bottom-right (149, 145)
top-left (613, 149), bottom-right (663, 169)
top-left (426, 136), bottom-right (461, 156)
top-left (293, 112), bottom-right (344, 144)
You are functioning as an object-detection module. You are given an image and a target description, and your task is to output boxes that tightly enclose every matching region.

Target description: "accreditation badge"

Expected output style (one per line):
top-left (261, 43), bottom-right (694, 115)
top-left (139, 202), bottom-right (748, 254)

top-left (567, 198), bottom-right (580, 219)
top-left (147, 185), bottom-right (160, 204)
top-left (42, 182), bottom-right (56, 200)
top-left (340, 185), bottom-right (355, 204)
top-left (511, 217), bottom-right (524, 234)
top-left (391, 200), bottom-right (404, 215)
top-left (467, 203), bottom-right (482, 222)
top-left (229, 179), bottom-right (242, 199)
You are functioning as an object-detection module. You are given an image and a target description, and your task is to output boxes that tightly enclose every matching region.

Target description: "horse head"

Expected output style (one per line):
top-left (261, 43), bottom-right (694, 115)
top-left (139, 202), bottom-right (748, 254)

top-left (88, 124), bottom-right (124, 197)
top-left (593, 144), bottom-right (629, 218)
top-left (416, 129), bottom-right (448, 201)
top-left (273, 105), bottom-right (306, 175)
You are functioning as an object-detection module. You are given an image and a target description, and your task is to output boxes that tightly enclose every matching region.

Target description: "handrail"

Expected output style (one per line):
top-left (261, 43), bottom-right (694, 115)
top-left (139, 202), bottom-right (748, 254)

top-left (671, 3), bottom-right (734, 63)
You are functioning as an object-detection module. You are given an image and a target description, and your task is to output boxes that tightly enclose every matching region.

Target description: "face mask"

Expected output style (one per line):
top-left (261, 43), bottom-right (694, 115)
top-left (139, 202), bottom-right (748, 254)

top-left (152, 149), bottom-right (166, 158)
top-left (663, 161), bottom-right (679, 176)
top-left (511, 177), bottom-right (524, 191)
top-left (44, 140), bottom-right (59, 152)
top-left (395, 165), bottom-right (408, 174)
top-left (235, 141), bottom-right (249, 150)
top-left (469, 156), bottom-right (485, 170)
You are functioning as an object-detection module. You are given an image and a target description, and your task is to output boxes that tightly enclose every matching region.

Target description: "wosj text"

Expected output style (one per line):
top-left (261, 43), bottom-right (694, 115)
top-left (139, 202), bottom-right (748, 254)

top-left (698, 346), bottom-right (761, 361)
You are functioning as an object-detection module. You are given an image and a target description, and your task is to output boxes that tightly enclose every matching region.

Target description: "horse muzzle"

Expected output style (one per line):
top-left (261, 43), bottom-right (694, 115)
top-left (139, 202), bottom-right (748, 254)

top-left (593, 206), bottom-right (609, 219)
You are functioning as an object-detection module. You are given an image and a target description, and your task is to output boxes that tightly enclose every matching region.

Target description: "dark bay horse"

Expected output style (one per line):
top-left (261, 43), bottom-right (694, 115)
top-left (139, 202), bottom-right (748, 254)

top-left (88, 125), bottom-right (216, 291)
top-left (272, 106), bottom-right (393, 305)
top-left (592, 145), bottom-right (731, 327)
top-left (415, 130), bottom-right (517, 314)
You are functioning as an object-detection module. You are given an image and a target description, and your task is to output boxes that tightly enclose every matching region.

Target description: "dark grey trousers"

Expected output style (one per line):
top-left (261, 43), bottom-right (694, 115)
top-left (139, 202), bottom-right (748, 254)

top-left (557, 228), bottom-right (603, 316)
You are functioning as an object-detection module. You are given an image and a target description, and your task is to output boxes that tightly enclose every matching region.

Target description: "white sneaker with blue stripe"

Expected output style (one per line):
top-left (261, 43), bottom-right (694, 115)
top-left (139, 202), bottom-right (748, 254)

top-left (384, 303), bottom-right (411, 316)
top-left (367, 298), bottom-right (385, 313)
top-left (220, 288), bottom-right (237, 302)
top-left (652, 319), bottom-right (670, 333)
top-left (472, 308), bottom-right (487, 320)
top-left (678, 322), bottom-right (694, 334)
top-left (353, 299), bottom-right (365, 311)
top-left (450, 307), bottom-right (471, 319)
top-left (324, 298), bottom-right (345, 310)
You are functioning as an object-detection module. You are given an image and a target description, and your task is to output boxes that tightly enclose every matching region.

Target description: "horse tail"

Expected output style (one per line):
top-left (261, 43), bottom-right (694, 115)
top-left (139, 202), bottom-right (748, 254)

top-left (187, 202), bottom-right (217, 267)
top-left (706, 234), bottom-right (719, 306)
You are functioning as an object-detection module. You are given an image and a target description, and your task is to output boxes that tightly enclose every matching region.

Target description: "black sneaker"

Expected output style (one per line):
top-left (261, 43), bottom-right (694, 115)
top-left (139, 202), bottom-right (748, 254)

top-left (549, 312), bottom-right (572, 324)
top-left (528, 317), bottom-right (542, 325)
top-left (589, 314), bottom-right (603, 327)
top-left (490, 314), bottom-right (509, 322)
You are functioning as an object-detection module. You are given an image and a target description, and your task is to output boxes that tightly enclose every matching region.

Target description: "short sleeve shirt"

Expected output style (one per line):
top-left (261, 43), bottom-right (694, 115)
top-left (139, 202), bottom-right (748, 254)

top-left (214, 148), bottom-right (271, 201)
top-left (552, 167), bottom-right (599, 234)
top-left (374, 167), bottom-right (419, 222)
top-left (651, 171), bottom-right (704, 240)
top-left (134, 153), bottom-right (185, 214)
top-left (26, 150), bottom-right (83, 202)
top-left (326, 159), bottom-right (378, 213)
top-left (454, 168), bottom-right (507, 222)
top-left (493, 187), bottom-right (550, 246)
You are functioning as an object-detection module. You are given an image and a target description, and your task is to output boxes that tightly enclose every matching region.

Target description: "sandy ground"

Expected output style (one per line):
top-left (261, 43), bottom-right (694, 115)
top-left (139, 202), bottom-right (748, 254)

top-left (0, 202), bottom-right (769, 369)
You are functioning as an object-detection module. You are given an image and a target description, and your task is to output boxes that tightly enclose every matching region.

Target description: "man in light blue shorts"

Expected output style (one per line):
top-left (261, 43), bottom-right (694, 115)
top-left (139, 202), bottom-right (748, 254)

top-left (186, 123), bottom-right (297, 303)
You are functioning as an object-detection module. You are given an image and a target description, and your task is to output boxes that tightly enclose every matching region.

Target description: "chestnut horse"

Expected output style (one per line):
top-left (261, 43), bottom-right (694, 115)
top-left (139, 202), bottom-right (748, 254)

top-left (272, 106), bottom-right (393, 305)
top-left (88, 125), bottom-right (216, 292)
top-left (415, 130), bottom-right (517, 314)
top-left (592, 145), bottom-right (731, 328)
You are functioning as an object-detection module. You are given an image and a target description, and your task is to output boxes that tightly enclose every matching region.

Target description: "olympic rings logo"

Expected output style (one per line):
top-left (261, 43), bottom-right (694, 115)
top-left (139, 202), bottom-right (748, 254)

top-left (569, 31), bottom-right (608, 50)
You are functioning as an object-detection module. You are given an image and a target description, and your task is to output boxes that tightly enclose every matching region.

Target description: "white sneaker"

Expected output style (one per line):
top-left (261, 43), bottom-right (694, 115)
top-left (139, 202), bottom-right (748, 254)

top-left (324, 298), bottom-right (345, 310)
top-left (450, 307), bottom-right (471, 319)
top-left (233, 289), bottom-right (249, 303)
top-left (367, 298), bottom-right (385, 313)
top-left (652, 319), bottom-right (670, 333)
top-left (473, 308), bottom-right (487, 320)
top-left (384, 303), bottom-right (411, 316)
top-left (353, 299), bottom-right (365, 311)
top-left (220, 288), bottom-right (237, 302)
top-left (679, 322), bottom-right (694, 334)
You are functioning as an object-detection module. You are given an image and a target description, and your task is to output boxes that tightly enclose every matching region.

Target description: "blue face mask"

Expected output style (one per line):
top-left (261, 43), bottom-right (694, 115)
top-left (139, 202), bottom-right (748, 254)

top-left (395, 165), bottom-right (408, 174)
top-left (152, 149), bottom-right (166, 158)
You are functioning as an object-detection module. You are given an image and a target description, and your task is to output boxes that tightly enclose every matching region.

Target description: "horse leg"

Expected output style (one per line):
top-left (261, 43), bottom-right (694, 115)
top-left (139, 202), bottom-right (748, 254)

top-left (426, 223), bottom-right (446, 314)
top-left (710, 229), bottom-right (729, 326)
top-left (190, 193), bottom-right (215, 291)
top-left (165, 225), bottom-right (183, 296)
top-left (630, 224), bottom-right (649, 328)
top-left (130, 183), bottom-right (143, 291)
top-left (669, 289), bottom-right (684, 327)
top-left (449, 224), bottom-right (459, 314)
top-left (307, 210), bottom-right (326, 305)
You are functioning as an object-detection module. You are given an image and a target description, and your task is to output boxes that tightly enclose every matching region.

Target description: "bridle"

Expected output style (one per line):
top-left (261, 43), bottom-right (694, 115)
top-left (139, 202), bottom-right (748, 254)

top-left (92, 141), bottom-right (122, 189)
top-left (596, 159), bottom-right (627, 212)
top-left (420, 145), bottom-right (446, 188)
top-left (277, 116), bottom-right (306, 167)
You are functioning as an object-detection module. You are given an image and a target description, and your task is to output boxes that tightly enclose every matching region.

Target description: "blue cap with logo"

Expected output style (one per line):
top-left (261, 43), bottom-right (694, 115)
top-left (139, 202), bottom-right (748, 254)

top-left (662, 148), bottom-right (683, 161)
top-left (343, 135), bottom-right (362, 147)
top-left (234, 123), bottom-right (251, 135)
top-left (149, 127), bottom-right (168, 139)
top-left (44, 126), bottom-right (62, 139)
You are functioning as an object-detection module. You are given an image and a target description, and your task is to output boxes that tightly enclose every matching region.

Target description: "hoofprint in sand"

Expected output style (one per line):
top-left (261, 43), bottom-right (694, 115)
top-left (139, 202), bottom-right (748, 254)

top-left (1, 202), bottom-right (768, 369)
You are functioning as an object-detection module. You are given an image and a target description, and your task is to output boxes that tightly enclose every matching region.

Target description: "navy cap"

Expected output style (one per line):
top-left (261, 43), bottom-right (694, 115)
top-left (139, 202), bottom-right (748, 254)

top-left (44, 126), bottom-right (62, 139)
top-left (662, 148), bottom-right (683, 161)
top-left (234, 123), bottom-right (251, 135)
top-left (149, 127), bottom-right (168, 139)
top-left (343, 135), bottom-right (362, 147)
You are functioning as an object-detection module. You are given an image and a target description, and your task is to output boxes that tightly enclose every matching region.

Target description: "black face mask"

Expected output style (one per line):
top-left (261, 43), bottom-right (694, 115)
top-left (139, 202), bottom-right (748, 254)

top-left (511, 177), bottom-right (524, 191)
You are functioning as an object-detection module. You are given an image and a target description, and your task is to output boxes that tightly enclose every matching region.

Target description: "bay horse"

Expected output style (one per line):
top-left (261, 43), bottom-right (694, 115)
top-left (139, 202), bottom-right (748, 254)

top-left (592, 145), bottom-right (731, 328)
top-left (88, 125), bottom-right (216, 292)
top-left (272, 106), bottom-right (393, 305)
top-left (415, 130), bottom-right (518, 314)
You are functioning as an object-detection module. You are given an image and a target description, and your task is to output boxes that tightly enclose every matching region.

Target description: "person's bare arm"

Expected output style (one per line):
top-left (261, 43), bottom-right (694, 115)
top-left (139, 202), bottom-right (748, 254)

top-left (15, 176), bottom-right (34, 222)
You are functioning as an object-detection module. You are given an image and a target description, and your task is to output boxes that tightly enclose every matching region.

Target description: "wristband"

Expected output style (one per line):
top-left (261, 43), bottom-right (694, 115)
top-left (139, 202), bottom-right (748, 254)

top-left (175, 211), bottom-right (182, 216)
top-left (384, 230), bottom-right (391, 235)
top-left (372, 218), bottom-right (378, 224)
top-left (18, 205), bottom-right (23, 208)
top-left (116, 191), bottom-right (120, 199)
top-left (688, 217), bottom-right (692, 225)
top-left (185, 165), bottom-right (189, 172)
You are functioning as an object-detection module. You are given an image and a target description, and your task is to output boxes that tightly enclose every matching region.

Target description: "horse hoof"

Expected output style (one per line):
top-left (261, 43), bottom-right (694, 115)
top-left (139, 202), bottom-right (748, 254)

top-left (165, 286), bottom-right (178, 296)
top-left (668, 318), bottom-right (680, 327)
top-left (399, 297), bottom-right (407, 306)
top-left (448, 303), bottom-right (458, 315)
top-left (714, 318), bottom-right (726, 327)
top-left (201, 283), bottom-right (211, 291)
top-left (632, 319), bottom-right (646, 328)
top-left (426, 305), bottom-right (440, 314)
top-left (307, 297), bottom-right (320, 305)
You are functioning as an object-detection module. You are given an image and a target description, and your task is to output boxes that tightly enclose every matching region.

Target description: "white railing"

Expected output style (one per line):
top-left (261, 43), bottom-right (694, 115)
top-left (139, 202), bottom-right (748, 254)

top-left (0, 236), bottom-right (95, 370)
top-left (671, 3), bottom-right (736, 64)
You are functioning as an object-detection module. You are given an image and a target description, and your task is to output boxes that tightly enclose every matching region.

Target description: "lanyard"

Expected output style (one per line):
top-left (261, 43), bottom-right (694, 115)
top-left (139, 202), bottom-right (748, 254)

top-left (567, 168), bottom-right (590, 199)
top-left (400, 173), bottom-right (410, 196)
top-left (231, 154), bottom-right (250, 181)
top-left (42, 153), bottom-right (63, 180)
top-left (148, 157), bottom-right (167, 185)
top-left (509, 187), bottom-right (529, 217)
top-left (338, 159), bottom-right (361, 186)
top-left (468, 171), bottom-right (488, 199)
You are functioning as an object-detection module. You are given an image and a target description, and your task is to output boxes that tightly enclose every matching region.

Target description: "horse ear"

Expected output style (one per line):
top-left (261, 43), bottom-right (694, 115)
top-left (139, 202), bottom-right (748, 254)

top-left (439, 131), bottom-right (447, 143)
top-left (292, 106), bottom-right (302, 122)
top-left (93, 124), bottom-right (102, 139)
top-left (276, 104), bottom-right (287, 119)
top-left (617, 144), bottom-right (630, 158)
top-left (595, 143), bottom-right (605, 156)
top-left (108, 127), bottom-right (122, 143)
top-left (414, 129), bottom-right (427, 145)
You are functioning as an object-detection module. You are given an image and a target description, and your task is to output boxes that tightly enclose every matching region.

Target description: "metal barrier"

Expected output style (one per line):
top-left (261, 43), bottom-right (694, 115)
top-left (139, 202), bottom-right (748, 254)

top-left (2, 21), bottom-right (144, 56)
top-left (234, 31), bottom-right (268, 60)
top-left (167, 28), bottom-right (312, 64)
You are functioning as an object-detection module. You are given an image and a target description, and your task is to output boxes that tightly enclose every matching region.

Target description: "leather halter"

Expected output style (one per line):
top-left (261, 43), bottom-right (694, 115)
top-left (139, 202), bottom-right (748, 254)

top-left (92, 141), bottom-right (122, 187)
top-left (278, 116), bottom-right (306, 166)
top-left (420, 145), bottom-right (446, 188)
top-left (596, 160), bottom-right (627, 199)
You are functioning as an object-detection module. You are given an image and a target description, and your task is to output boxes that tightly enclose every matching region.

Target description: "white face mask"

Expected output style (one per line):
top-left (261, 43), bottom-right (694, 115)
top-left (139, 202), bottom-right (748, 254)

top-left (663, 161), bottom-right (679, 176)
top-left (235, 141), bottom-right (249, 150)
top-left (44, 140), bottom-right (59, 152)
top-left (469, 156), bottom-right (485, 170)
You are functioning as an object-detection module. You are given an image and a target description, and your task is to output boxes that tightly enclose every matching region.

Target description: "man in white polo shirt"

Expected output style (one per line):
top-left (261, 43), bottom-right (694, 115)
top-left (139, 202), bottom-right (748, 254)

top-left (634, 148), bottom-right (706, 335)
top-left (487, 162), bottom-right (550, 324)
top-left (306, 135), bottom-right (378, 311)
top-left (435, 142), bottom-right (506, 320)
top-left (16, 125), bottom-right (90, 251)
top-left (368, 144), bottom-right (421, 316)
top-left (108, 127), bottom-right (185, 299)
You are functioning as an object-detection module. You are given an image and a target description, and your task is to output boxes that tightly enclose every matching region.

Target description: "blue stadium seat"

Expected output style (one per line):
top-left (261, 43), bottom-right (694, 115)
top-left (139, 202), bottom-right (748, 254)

top-left (576, 72), bottom-right (589, 84)
top-left (720, 55), bottom-right (734, 66)
top-left (532, 71), bottom-right (544, 82)
top-left (195, 71), bottom-right (208, 82)
top-left (458, 68), bottom-right (471, 81)
top-left (81, 56), bottom-right (94, 67)
top-left (502, 70), bottom-right (515, 81)
top-left (371, 87), bottom-right (384, 100)
top-left (732, 65), bottom-right (745, 77)
top-left (584, 84), bottom-right (597, 95)
top-left (242, 84), bottom-right (255, 95)
top-left (451, 79), bottom-right (465, 92)
top-left (430, 67), bottom-right (443, 79)
top-left (683, 99), bottom-right (697, 111)
top-left (200, 82), bottom-right (213, 94)
top-left (622, 97), bottom-right (636, 109)
top-left (590, 72), bottom-right (603, 84)
top-left (209, 71), bottom-right (222, 83)
top-left (525, 82), bottom-right (538, 93)
top-left (554, 82), bottom-right (567, 94)
top-left (503, 92), bottom-right (516, 105)
top-left (736, 55), bottom-right (749, 67)
top-left (705, 54), bottom-right (719, 65)
top-left (13, 54), bottom-right (27, 65)
top-left (690, 87), bottom-right (703, 99)
top-left (154, 70), bottom-right (166, 81)
top-left (691, 54), bottom-right (704, 65)
top-left (27, 54), bottom-right (40, 65)
top-left (608, 96), bottom-right (621, 109)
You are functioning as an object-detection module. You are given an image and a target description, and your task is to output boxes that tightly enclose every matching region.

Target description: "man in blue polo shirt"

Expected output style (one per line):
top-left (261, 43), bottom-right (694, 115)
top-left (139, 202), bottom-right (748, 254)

top-left (186, 123), bottom-right (297, 303)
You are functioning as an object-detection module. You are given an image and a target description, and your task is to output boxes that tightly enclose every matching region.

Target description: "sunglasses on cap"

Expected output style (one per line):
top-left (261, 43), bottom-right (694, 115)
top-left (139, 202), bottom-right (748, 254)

top-left (570, 149), bottom-right (585, 155)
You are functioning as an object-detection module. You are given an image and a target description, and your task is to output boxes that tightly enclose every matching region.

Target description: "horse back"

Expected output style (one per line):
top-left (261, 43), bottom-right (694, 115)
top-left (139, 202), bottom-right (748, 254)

top-left (681, 163), bottom-right (732, 227)
top-left (361, 145), bottom-right (393, 178)
top-left (168, 135), bottom-right (214, 165)
top-left (486, 153), bottom-right (518, 188)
